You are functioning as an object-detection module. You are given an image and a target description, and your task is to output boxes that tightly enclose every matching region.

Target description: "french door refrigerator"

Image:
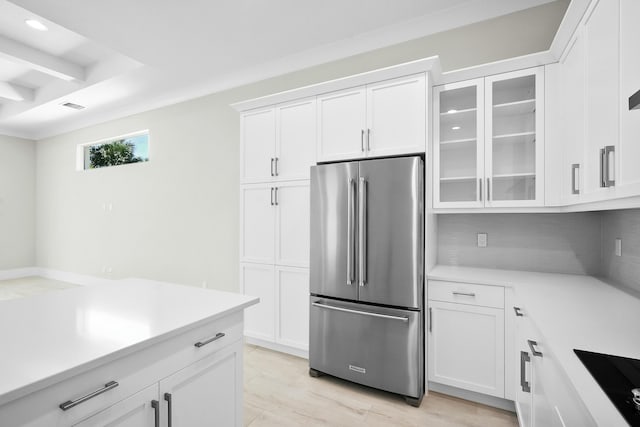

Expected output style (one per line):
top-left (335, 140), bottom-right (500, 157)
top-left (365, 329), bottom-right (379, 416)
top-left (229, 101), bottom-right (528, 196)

top-left (309, 155), bottom-right (424, 406)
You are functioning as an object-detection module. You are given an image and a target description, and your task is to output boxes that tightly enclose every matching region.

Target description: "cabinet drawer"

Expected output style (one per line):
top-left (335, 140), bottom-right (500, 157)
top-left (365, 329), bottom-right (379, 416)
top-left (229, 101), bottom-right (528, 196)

top-left (428, 280), bottom-right (504, 308)
top-left (0, 312), bottom-right (243, 427)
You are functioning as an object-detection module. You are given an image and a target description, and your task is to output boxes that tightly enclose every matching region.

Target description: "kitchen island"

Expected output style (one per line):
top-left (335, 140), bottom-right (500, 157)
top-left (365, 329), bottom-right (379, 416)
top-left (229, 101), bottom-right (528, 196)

top-left (0, 277), bottom-right (258, 426)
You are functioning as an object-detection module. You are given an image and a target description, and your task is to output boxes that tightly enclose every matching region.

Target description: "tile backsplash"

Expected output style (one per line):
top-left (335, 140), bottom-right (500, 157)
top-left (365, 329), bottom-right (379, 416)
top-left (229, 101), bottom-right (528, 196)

top-left (437, 213), bottom-right (602, 275)
top-left (437, 209), bottom-right (640, 294)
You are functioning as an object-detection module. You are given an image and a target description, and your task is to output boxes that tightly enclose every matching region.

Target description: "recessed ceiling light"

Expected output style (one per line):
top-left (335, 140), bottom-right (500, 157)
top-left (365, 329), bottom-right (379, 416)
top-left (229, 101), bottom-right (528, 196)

top-left (25, 19), bottom-right (48, 31)
top-left (452, 126), bottom-right (461, 130)
top-left (61, 102), bottom-right (86, 110)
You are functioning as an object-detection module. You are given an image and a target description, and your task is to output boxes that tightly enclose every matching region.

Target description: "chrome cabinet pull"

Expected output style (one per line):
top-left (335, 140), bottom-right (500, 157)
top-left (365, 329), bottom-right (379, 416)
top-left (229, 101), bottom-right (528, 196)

top-left (366, 128), bottom-right (371, 151)
top-left (478, 178), bottom-right (482, 201)
top-left (274, 187), bottom-right (279, 206)
top-left (452, 291), bottom-right (476, 297)
top-left (520, 351), bottom-right (531, 393)
top-left (486, 177), bottom-right (491, 200)
top-left (604, 145), bottom-right (615, 187)
top-left (270, 158), bottom-right (275, 177)
top-left (151, 400), bottom-right (160, 427)
top-left (600, 148), bottom-right (606, 188)
top-left (571, 164), bottom-right (580, 195)
top-left (274, 157), bottom-right (279, 176)
top-left (270, 187), bottom-right (274, 206)
top-left (164, 393), bottom-right (173, 427)
top-left (59, 381), bottom-right (119, 411)
top-left (361, 130), bottom-right (365, 152)
top-left (312, 302), bottom-right (409, 322)
top-left (528, 339), bottom-right (543, 357)
top-left (513, 306), bottom-right (524, 317)
top-left (358, 177), bottom-right (367, 287)
top-left (347, 179), bottom-right (356, 285)
top-left (194, 332), bottom-right (225, 348)
top-left (429, 307), bottom-right (433, 332)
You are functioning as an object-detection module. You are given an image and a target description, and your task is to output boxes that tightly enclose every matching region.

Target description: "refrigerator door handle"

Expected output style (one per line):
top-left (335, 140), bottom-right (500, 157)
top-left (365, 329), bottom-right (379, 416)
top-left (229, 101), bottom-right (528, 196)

top-left (347, 179), bottom-right (356, 285)
top-left (358, 177), bottom-right (367, 287)
top-left (311, 302), bottom-right (409, 322)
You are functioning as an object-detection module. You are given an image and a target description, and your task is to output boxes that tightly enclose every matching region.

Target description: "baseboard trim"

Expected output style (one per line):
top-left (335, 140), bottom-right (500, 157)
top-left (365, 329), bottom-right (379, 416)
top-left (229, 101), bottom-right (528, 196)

top-left (428, 381), bottom-right (516, 413)
top-left (244, 336), bottom-right (309, 359)
top-left (0, 267), bottom-right (39, 280)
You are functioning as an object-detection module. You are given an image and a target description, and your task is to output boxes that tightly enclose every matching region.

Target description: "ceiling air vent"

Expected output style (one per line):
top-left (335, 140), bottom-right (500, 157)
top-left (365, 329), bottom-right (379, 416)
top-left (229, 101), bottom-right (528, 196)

top-left (61, 102), bottom-right (85, 110)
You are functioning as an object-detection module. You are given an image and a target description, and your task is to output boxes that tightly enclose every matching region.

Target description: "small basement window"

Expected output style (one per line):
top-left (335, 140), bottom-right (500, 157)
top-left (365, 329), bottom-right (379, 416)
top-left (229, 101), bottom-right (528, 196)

top-left (78, 131), bottom-right (150, 170)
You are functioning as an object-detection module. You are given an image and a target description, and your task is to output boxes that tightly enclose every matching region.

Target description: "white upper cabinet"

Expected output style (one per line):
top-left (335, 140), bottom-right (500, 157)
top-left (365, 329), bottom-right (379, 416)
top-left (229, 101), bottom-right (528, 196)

top-left (276, 99), bottom-right (316, 181)
top-left (241, 99), bottom-right (316, 184)
top-left (240, 184), bottom-right (275, 264)
top-left (434, 79), bottom-right (485, 208)
top-left (619, 0), bottom-right (640, 191)
top-left (317, 73), bottom-right (427, 162)
top-left (317, 87), bottom-right (367, 162)
top-left (366, 74), bottom-right (427, 157)
top-left (583, 0), bottom-right (620, 198)
top-left (241, 109), bottom-right (275, 184)
top-left (434, 68), bottom-right (544, 209)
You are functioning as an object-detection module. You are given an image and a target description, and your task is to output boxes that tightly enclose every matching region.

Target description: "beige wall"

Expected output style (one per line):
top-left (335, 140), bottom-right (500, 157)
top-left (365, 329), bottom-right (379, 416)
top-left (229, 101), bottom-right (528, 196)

top-left (34, 2), bottom-right (568, 291)
top-left (0, 135), bottom-right (36, 270)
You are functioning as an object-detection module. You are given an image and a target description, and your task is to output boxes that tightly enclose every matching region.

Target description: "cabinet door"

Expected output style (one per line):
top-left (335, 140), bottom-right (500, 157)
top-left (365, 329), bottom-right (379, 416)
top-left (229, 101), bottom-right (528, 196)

top-left (366, 73), bottom-right (426, 157)
top-left (560, 29), bottom-right (586, 204)
top-left (276, 99), bottom-right (316, 181)
top-left (485, 67), bottom-right (545, 207)
top-left (241, 109), bottom-right (276, 184)
top-left (73, 384), bottom-right (159, 427)
top-left (275, 266), bottom-right (309, 351)
top-left (583, 0), bottom-right (619, 198)
top-left (274, 181), bottom-right (310, 268)
top-left (317, 87), bottom-right (367, 162)
top-left (159, 343), bottom-right (242, 427)
top-left (515, 309), bottom-right (533, 427)
top-left (433, 79), bottom-right (485, 208)
top-left (240, 184), bottom-right (275, 264)
top-left (427, 300), bottom-right (505, 397)
top-left (240, 263), bottom-right (275, 341)
top-left (619, 0), bottom-right (640, 191)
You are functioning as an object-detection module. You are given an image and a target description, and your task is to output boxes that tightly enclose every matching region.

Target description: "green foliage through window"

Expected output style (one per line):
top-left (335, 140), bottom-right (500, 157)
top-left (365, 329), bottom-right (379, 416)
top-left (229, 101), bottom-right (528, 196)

top-left (84, 133), bottom-right (149, 170)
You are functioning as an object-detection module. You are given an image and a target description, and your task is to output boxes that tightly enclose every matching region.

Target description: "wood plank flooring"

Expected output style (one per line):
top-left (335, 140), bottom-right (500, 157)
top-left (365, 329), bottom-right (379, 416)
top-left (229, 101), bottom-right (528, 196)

top-left (244, 344), bottom-right (518, 427)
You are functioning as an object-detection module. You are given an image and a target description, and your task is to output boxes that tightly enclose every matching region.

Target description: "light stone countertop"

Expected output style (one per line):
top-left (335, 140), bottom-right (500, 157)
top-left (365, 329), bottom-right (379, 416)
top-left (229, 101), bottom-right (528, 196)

top-left (0, 278), bottom-right (258, 407)
top-left (428, 265), bottom-right (640, 427)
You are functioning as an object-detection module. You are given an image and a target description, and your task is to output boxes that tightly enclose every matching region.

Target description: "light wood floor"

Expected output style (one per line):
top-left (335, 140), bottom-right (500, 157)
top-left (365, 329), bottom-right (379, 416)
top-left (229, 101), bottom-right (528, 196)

top-left (243, 344), bottom-right (518, 427)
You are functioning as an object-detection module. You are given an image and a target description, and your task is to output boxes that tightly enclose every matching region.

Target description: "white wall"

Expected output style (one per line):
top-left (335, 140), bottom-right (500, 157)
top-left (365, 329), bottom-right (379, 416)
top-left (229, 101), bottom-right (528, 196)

top-left (34, 2), bottom-right (569, 291)
top-left (0, 135), bottom-right (36, 270)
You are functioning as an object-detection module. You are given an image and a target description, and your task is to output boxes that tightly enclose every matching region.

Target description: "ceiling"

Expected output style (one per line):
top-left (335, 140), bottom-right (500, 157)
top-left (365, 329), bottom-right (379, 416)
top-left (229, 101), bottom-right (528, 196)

top-left (1, 0), bottom-right (555, 140)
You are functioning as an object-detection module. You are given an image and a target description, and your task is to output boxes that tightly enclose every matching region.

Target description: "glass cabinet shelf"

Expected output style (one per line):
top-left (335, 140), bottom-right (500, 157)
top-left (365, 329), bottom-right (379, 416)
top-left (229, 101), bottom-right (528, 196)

top-left (440, 137), bottom-right (477, 145)
top-left (440, 175), bottom-right (477, 182)
top-left (493, 99), bottom-right (535, 116)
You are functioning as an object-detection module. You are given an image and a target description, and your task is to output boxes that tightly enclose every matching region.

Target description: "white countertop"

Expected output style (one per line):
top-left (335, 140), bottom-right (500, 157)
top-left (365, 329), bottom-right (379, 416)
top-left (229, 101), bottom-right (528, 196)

top-left (0, 278), bottom-right (258, 407)
top-left (429, 265), bottom-right (640, 427)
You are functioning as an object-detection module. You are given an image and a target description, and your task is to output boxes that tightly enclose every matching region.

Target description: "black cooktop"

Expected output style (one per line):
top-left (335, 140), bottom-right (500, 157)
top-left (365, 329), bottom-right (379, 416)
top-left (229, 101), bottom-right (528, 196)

top-left (574, 349), bottom-right (640, 426)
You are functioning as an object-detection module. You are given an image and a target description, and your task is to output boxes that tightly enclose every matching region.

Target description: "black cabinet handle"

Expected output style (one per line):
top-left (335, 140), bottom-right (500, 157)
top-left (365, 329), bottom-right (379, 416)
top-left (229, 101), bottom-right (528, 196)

top-left (151, 400), bottom-right (160, 427)
top-left (59, 381), bottom-right (119, 411)
top-left (194, 332), bottom-right (225, 348)
top-left (520, 351), bottom-right (531, 393)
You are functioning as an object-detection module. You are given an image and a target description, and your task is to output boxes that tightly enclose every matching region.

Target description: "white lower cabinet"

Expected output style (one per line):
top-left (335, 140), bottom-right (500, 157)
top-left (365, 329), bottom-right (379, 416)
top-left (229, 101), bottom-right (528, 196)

top-left (0, 312), bottom-right (245, 427)
top-left (427, 281), bottom-right (505, 398)
top-left (241, 262), bottom-right (309, 353)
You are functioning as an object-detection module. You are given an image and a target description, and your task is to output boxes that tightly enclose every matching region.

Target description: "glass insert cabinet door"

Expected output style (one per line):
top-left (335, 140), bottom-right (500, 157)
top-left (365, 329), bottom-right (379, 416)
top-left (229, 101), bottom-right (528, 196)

top-left (485, 67), bottom-right (544, 207)
top-left (434, 78), bottom-right (485, 208)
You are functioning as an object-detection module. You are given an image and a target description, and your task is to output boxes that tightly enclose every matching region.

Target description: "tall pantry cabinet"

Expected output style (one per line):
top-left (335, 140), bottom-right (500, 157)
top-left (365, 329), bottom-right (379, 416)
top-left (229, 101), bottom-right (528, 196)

top-left (239, 98), bottom-right (314, 355)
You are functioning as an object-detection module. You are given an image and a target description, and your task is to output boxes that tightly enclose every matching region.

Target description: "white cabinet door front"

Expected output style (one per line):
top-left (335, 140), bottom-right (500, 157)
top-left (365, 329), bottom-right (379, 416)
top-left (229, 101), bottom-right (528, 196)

top-left (73, 384), bottom-right (159, 427)
top-left (241, 109), bottom-right (276, 184)
top-left (241, 263), bottom-right (275, 341)
top-left (276, 266), bottom-right (309, 351)
top-left (276, 99), bottom-right (316, 181)
top-left (366, 74), bottom-right (426, 157)
top-left (159, 344), bottom-right (241, 427)
top-left (240, 184), bottom-right (275, 264)
top-left (274, 182), bottom-right (310, 268)
top-left (428, 300), bottom-right (505, 398)
top-left (317, 87), bottom-right (367, 162)
top-left (583, 0), bottom-right (619, 198)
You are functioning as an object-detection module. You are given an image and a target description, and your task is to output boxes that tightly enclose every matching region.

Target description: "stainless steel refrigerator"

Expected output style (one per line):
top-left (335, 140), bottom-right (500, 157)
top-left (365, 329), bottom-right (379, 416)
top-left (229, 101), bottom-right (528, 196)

top-left (309, 156), bottom-right (424, 406)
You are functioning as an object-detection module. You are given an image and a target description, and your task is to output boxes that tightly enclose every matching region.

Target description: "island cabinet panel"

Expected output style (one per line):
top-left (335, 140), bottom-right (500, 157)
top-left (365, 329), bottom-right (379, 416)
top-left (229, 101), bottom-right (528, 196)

top-left (0, 311), bottom-right (244, 427)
